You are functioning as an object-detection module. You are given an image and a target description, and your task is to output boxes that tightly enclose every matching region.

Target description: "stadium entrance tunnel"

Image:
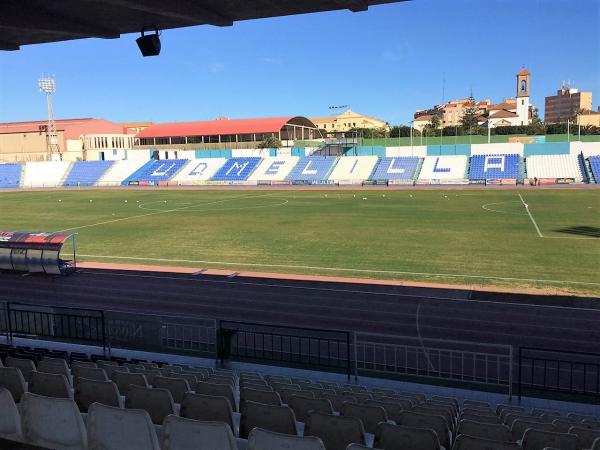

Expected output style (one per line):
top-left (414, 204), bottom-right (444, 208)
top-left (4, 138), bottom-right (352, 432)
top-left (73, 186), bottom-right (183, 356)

top-left (0, 231), bottom-right (77, 275)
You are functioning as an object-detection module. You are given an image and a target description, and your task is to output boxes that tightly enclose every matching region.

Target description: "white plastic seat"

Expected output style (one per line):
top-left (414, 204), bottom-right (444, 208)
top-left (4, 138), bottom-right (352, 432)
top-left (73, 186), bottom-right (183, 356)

top-left (112, 371), bottom-right (149, 397)
top-left (305, 411), bottom-right (366, 450)
top-left (458, 419), bottom-right (512, 442)
top-left (75, 378), bottom-right (121, 412)
top-left (5, 356), bottom-right (36, 382)
top-left (180, 392), bottom-right (236, 434)
top-left (374, 422), bottom-right (440, 450)
top-left (87, 402), bottom-right (160, 450)
top-left (521, 428), bottom-right (577, 450)
top-left (453, 434), bottom-right (520, 450)
top-left (124, 385), bottom-right (175, 425)
top-left (0, 387), bottom-right (23, 442)
top-left (248, 427), bottom-right (326, 450)
top-left (20, 392), bottom-right (87, 450)
top-left (151, 376), bottom-right (191, 403)
top-left (162, 416), bottom-right (237, 450)
top-left (0, 366), bottom-right (27, 402)
top-left (241, 387), bottom-right (282, 406)
top-left (195, 381), bottom-right (237, 412)
top-left (398, 411), bottom-right (451, 450)
top-left (341, 402), bottom-right (388, 434)
top-left (568, 426), bottom-right (600, 450)
top-left (29, 371), bottom-right (72, 399)
top-left (288, 396), bottom-right (334, 422)
top-left (73, 366), bottom-right (109, 382)
top-left (240, 400), bottom-right (298, 439)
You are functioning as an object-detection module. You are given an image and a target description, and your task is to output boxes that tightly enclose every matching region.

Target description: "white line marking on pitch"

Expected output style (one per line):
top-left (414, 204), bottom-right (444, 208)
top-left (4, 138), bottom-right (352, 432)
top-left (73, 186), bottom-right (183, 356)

top-left (482, 201), bottom-right (527, 215)
top-left (518, 193), bottom-right (544, 238)
top-left (77, 254), bottom-right (600, 286)
top-left (78, 270), bottom-right (600, 312)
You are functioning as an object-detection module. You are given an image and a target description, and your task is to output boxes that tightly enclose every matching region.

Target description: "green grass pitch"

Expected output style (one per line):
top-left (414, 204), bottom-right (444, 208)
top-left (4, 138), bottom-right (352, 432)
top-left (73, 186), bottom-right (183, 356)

top-left (1, 188), bottom-right (598, 295)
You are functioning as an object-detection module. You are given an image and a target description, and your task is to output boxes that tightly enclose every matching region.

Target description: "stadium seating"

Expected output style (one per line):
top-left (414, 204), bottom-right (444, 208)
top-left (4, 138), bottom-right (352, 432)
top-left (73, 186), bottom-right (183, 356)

top-left (62, 160), bottom-right (114, 186)
top-left (469, 154), bottom-right (520, 179)
top-left (162, 416), bottom-right (238, 450)
top-left (327, 156), bottom-right (379, 182)
top-left (0, 163), bottom-right (21, 188)
top-left (589, 156), bottom-right (600, 183)
top-left (0, 388), bottom-right (22, 442)
top-left (286, 156), bottom-right (338, 182)
top-left (370, 157), bottom-right (420, 181)
top-left (418, 156), bottom-right (468, 181)
top-left (1, 342), bottom-right (600, 450)
top-left (248, 156), bottom-right (300, 181)
top-left (211, 157), bottom-right (262, 181)
top-left (525, 155), bottom-right (583, 180)
top-left (172, 158), bottom-right (227, 183)
top-left (122, 159), bottom-right (189, 185)
top-left (21, 161), bottom-right (71, 187)
top-left (87, 402), bottom-right (160, 450)
top-left (96, 159), bottom-right (147, 186)
top-left (20, 392), bottom-right (88, 450)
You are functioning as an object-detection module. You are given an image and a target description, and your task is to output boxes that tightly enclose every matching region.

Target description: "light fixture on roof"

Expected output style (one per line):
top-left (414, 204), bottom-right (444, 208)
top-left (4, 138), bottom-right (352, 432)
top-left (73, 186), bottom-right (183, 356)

top-left (136, 27), bottom-right (161, 57)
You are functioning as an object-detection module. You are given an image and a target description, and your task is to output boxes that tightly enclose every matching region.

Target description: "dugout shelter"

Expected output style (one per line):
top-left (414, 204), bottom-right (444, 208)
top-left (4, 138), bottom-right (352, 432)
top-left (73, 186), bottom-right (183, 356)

top-left (0, 231), bottom-right (77, 274)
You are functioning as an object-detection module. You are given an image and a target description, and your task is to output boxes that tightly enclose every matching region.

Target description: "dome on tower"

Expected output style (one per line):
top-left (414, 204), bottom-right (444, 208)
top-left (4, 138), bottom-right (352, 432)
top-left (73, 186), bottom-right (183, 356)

top-left (518, 68), bottom-right (530, 76)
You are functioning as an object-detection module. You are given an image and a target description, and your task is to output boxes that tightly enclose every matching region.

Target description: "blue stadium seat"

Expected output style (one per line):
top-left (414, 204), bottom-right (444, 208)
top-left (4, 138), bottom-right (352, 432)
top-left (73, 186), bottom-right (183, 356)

top-left (286, 157), bottom-right (337, 181)
top-left (63, 161), bottom-right (114, 186)
top-left (469, 154), bottom-right (520, 179)
top-left (370, 157), bottom-right (420, 180)
top-left (211, 157), bottom-right (262, 181)
top-left (589, 156), bottom-right (600, 184)
top-left (122, 159), bottom-right (189, 185)
top-left (0, 164), bottom-right (21, 188)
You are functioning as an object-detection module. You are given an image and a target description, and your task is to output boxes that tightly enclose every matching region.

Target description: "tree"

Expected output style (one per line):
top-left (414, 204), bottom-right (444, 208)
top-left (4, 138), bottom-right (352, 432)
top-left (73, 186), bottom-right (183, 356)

top-left (460, 96), bottom-right (480, 135)
top-left (258, 136), bottom-right (282, 148)
top-left (526, 107), bottom-right (545, 135)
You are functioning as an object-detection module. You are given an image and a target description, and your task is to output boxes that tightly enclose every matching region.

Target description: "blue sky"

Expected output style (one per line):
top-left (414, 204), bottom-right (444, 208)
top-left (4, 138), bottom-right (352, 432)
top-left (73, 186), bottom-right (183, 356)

top-left (0, 0), bottom-right (598, 125)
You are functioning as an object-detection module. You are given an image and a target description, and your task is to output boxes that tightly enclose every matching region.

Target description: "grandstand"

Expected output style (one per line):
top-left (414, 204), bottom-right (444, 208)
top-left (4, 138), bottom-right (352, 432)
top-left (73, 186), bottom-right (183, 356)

top-left (587, 156), bottom-right (600, 183)
top-left (211, 157), bottom-right (262, 182)
top-left (63, 160), bottom-right (114, 187)
top-left (0, 339), bottom-right (599, 450)
top-left (0, 163), bottom-right (21, 188)
top-left (97, 159), bottom-right (147, 186)
top-left (418, 156), bottom-right (469, 181)
top-left (327, 156), bottom-right (379, 183)
top-left (525, 155), bottom-right (584, 180)
top-left (21, 161), bottom-right (71, 188)
top-left (122, 159), bottom-right (189, 185)
top-left (173, 158), bottom-right (228, 184)
top-left (248, 157), bottom-right (300, 182)
top-left (370, 157), bottom-right (421, 182)
top-left (468, 154), bottom-right (520, 180)
top-left (287, 157), bottom-right (338, 182)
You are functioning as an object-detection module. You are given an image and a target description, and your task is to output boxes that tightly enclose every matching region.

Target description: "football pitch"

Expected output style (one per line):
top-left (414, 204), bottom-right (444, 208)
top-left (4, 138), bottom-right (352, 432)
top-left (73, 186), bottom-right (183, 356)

top-left (1, 188), bottom-right (599, 295)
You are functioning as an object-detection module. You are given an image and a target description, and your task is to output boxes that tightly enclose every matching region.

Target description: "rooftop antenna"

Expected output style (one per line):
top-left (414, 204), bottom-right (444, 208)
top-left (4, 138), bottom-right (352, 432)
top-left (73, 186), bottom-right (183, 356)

top-left (38, 75), bottom-right (62, 161)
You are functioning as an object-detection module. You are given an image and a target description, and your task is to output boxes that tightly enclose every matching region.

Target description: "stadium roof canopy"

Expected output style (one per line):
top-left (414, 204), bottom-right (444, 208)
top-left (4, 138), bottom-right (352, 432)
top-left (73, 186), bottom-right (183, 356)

top-left (137, 117), bottom-right (316, 138)
top-left (0, 0), bottom-right (407, 51)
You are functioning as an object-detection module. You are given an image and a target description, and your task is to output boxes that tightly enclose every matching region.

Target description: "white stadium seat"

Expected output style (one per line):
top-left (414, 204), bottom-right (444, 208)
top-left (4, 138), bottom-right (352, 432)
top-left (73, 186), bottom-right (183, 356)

top-left (525, 155), bottom-right (583, 179)
top-left (173, 158), bottom-right (227, 183)
top-left (418, 156), bottom-right (468, 180)
top-left (96, 159), bottom-right (147, 186)
top-left (327, 156), bottom-right (379, 182)
top-left (21, 161), bottom-right (72, 188)
top-left (248, 156), bottom-right (300, 181)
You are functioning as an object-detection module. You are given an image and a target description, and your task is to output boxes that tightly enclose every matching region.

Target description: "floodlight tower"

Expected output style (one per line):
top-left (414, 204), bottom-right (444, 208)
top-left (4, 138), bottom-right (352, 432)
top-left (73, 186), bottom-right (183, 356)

top-left (38, 75), bottom-right (62, 161)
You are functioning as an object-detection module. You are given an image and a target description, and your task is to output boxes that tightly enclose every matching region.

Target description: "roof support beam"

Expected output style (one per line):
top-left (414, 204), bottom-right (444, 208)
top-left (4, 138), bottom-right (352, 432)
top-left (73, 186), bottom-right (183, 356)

top-left (0, 2), bottom-right (120, 39)
top-left (99, 0), bottom-right (233, 27)
top-left (0, 40), bottom-right (19, 50)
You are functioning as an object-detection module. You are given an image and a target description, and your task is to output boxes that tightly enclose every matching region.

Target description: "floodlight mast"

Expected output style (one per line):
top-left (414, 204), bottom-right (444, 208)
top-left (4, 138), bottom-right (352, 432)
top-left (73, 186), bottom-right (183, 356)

top-left (38, 75), bottom-right (62, 161)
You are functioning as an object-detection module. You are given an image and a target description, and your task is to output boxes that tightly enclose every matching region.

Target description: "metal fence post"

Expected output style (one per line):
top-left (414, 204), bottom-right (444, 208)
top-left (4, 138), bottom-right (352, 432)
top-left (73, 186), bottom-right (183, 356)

top-left (508, 345), bottom-right (514, 400)
top-left (346, 331), bottom-right (351, 382)
top-left (101, 310), bottom-right (107, 356)
top-left (353, 331), bottom-right (358, 382)
top-left (518, 346), bottom-right (522, 401)
top-left (6, 303), bottom-right (13, 344)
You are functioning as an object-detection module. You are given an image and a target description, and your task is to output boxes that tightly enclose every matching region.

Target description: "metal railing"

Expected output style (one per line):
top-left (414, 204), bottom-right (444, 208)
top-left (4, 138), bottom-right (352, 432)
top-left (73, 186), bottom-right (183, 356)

top-left (3, 302), bottom-right (106, 353)
top-left (218, 320), bottom-right (352, 380)
top-left (354, 332), bottom-right (513, 396)
top-left (518, 347), bottom-right (600, 402)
